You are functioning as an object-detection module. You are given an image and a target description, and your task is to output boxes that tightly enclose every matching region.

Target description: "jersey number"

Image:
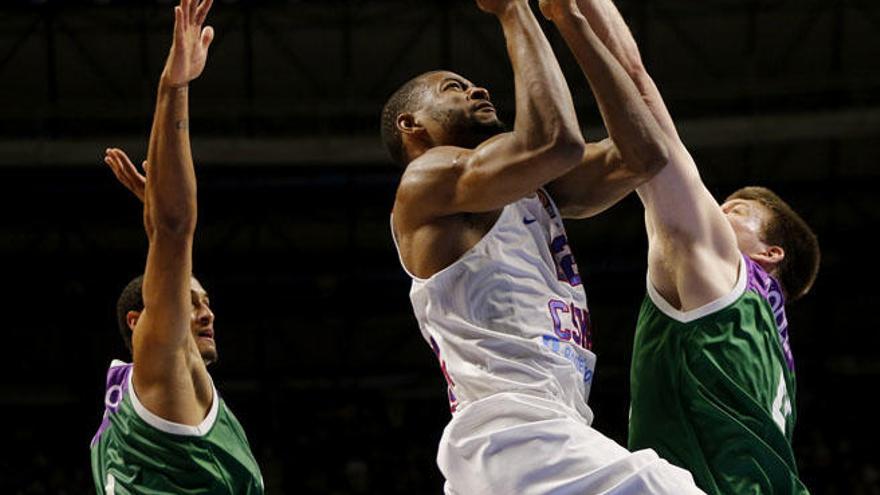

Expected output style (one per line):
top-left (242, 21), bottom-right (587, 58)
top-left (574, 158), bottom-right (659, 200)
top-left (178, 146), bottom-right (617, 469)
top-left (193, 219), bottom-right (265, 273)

top-left (551, 235), bottom-right (582, 286)
top-left (771, 370), bottom-right (792, 433)
top-left (105, 473), bottom-right (116, 495)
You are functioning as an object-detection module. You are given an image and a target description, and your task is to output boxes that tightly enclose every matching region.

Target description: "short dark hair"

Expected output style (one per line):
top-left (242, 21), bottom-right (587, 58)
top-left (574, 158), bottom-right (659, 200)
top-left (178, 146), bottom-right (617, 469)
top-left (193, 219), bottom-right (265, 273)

top-left (116, 275), bottom-right (145, 354)
top-left (380, 71), bottom-right (440, 166)
top-left (727, 186), bottom-right (820, 302)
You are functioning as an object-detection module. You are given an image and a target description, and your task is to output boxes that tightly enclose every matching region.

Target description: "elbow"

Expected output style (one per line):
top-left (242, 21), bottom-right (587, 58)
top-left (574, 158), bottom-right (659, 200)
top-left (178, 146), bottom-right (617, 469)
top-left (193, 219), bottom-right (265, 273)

top-left (638, 139), bottom-right (671, 178)
top-left (545, 129), bottom-right (586, 166)
top-left (621, 137), bottom-right (669, 180)
top-left (146, 205), bottom-right (196, 239)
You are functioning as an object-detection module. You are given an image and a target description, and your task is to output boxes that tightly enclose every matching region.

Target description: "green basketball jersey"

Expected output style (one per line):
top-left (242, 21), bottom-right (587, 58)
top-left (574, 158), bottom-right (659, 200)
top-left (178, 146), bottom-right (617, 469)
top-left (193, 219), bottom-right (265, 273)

top-left (90, 360), bottom-right (263, 494)
top-left (629, 256), bottom-right (808, 494)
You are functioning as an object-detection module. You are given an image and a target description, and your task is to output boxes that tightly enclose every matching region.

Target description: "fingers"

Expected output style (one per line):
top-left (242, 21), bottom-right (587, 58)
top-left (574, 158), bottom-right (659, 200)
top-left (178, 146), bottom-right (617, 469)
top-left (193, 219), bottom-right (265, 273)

top-left (104, 148), bottom-right (126, 173)
top-left (114, 148), bottom-right (136, 169)
top-left (175, 0), bottom-right (211, 42)
top-left (174, 6), bottom-right (183, 39)
top-left (116, 150), bottom-right (146, 184)
top-left (195, 0), bottom-right (213, 26)
top-left (179, 0), bottom-right (190, 26)
top-left (104, 149), bottom-right (134, 191)
top-left (189, 0), bottom-right (198, 25)
top-left (104, 151), bottom-right (126, 184)
top-left (104, 148), bottom-right (146, 194)
top-left (117, 151), bottom-right (145, 185)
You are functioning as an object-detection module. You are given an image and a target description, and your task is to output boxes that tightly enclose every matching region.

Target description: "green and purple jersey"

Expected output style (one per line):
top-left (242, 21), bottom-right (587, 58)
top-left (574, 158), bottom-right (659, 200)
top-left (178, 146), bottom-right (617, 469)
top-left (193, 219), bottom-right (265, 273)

top-left (90, 360), bottom-right (263, 494)
top-left (629, 256), bottom-right (808, 494)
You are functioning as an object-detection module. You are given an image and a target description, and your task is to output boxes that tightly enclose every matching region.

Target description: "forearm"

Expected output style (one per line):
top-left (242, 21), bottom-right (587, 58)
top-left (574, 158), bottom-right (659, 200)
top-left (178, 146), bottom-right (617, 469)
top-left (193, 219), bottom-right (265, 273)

top-left (498, 2), bottom-right (582, 151)
top-left (552, 7), bottom-right (667, 173)
top-left (145, 80), bottom-right (197, 237)
top-left (576, 0), bottom-right (643, 77)
top-left (137, 78), bottom-right (198, 352)
top-left (575, 0), bottom-right (678, 138)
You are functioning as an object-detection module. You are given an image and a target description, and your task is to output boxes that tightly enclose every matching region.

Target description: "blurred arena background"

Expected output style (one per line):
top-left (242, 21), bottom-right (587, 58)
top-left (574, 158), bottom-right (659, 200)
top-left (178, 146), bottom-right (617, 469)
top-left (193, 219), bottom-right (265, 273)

top-left (1, 0), bottom-right (878, 493)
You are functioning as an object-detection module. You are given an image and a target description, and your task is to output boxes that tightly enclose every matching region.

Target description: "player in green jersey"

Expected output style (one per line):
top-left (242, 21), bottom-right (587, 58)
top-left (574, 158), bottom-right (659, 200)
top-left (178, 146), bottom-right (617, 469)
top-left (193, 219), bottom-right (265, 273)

top-left (90, 1), bottom-right (263, 493)
top-left (540, 0), bottom-right (820, 493)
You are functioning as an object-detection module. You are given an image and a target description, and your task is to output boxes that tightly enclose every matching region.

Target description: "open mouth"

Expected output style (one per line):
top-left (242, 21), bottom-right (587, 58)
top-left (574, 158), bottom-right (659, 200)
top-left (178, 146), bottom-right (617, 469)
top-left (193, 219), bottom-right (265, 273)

top-left (475, 101), bottom-right (495, 112)
top-left (197, 329), bottom-right (215, 340)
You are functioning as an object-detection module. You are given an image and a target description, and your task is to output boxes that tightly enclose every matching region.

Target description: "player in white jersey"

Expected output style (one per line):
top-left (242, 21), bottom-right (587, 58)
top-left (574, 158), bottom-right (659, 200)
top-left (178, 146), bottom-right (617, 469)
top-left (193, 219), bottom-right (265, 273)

top-left (383, 0), bottom-right (704, 492)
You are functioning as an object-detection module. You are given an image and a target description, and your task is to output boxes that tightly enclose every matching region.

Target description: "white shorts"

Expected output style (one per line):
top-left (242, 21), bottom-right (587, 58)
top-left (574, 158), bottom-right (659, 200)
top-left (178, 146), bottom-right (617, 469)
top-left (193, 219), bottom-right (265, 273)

top-left (438, 393), bottom-right (705, 495)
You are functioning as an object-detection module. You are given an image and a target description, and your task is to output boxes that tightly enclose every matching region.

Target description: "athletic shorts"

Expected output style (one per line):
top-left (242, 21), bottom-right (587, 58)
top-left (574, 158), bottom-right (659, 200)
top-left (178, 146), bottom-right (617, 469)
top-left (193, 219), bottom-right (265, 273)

top-left (438, 393), bottom-right (705, 495)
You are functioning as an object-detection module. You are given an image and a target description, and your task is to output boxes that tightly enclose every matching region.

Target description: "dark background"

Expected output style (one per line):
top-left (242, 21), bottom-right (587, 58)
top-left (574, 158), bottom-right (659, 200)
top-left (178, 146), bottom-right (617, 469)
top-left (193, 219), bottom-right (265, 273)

top-left (1, 0), bottom-right (878, 493)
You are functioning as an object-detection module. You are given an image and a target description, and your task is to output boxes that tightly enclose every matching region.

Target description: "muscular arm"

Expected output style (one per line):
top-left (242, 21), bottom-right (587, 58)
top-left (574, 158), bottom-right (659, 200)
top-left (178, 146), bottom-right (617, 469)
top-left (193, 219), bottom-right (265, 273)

top-left (133, 82), bottom-right (200, 416)
top-left (396, 0), bottom-right (584, 226)
top-left (574, 0), bottom-right (740, 310)
top-left (541, 1), bottom-right (669, 219)
top-left (132, 0), bottom-right (215, 425)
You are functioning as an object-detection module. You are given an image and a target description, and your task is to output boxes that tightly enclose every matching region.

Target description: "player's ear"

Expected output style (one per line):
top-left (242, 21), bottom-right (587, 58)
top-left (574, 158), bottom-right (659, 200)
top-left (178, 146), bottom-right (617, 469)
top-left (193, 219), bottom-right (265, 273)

top-left (752, 245), bottom-right (785, 274)
top-left (397, 112), bottom-right (424, 136)
top-left (126, 310), bottom-right (141, 332)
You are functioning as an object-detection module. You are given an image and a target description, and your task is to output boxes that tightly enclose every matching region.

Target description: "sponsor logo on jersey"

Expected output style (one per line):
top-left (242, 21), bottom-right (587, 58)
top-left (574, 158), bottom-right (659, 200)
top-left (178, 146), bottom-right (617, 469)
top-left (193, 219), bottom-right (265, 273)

top-left (547, 298), bottom-right (593, 350)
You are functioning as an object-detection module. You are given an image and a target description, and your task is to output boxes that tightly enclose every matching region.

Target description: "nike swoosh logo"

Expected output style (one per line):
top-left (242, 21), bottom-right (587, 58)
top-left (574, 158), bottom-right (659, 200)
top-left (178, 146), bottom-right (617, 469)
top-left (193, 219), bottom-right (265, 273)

top-left (523, 216), bottom-right (537, 225)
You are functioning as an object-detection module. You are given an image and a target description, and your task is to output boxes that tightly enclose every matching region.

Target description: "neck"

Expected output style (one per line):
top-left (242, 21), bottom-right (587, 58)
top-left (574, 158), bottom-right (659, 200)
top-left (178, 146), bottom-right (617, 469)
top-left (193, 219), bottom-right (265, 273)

top-left (404, 140), bottom-right (433, 164)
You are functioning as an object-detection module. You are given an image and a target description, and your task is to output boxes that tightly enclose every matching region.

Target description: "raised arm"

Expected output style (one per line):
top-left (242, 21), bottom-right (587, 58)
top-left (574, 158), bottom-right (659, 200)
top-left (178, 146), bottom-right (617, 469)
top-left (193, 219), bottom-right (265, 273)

top-left (132, 0), bottom-right (216, 425)
top-left (573, 0), bottom-right (740, 310)
top-left (396, 0), bottom-right (584, 223)
top-left (575, 0), bottom-right (683, 138)
top-left (539, 0), bottom-right (669, 219)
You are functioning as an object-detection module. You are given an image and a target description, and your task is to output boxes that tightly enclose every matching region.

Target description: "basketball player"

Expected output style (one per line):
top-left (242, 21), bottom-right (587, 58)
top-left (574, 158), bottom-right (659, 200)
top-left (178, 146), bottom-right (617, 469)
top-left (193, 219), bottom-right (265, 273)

top-left (545, 1), bottom-right (819, 492)
top-left (90, 1), bottom-right (263, 492)
top-left (386, 0), bottom-right (704, 492)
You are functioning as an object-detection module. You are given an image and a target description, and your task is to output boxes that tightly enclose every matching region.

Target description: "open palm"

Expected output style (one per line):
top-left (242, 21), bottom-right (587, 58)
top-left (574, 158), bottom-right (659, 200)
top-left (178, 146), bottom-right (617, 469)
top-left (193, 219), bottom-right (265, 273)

top-left (162, 0), bottom-right (215, 87)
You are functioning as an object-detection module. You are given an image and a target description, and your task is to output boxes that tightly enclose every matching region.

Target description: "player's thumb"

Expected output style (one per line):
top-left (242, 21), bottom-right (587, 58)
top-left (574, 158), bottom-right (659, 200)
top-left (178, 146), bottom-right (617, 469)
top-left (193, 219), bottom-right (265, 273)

top-left (201, 26), bottom-right (215, 49)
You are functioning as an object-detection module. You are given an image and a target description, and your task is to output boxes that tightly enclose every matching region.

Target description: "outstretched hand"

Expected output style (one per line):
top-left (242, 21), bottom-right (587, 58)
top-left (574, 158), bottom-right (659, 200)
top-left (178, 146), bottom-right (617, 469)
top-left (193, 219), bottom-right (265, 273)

top-left (161, 0), bottom-right (215, 88)
top-left (104, 148), bottom-right (147, 203)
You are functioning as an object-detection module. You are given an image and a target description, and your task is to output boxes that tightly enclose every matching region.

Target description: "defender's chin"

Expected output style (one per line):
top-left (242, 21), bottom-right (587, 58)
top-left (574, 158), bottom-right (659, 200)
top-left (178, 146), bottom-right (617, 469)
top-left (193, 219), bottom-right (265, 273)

top-left (199, 342), bottom-right (219, 366)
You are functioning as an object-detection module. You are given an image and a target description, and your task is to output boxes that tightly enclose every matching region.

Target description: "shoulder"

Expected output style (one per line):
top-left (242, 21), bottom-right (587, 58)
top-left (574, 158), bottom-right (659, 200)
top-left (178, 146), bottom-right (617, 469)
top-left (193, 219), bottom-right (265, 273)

top-left (398, 132), bottom-right (515, 194)
top-left (393, 146), bottom-right (470, 227)
top-left (398, 147), bottom-right (469, 189)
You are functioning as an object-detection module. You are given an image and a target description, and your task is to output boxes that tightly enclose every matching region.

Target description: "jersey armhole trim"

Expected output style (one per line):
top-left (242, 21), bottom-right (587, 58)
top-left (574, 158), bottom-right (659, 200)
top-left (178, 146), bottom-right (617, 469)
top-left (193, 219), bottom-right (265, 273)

top-left (127, 367), bottom-right (220, 437)
top-left (647, 255), bottom-right (747, 323)
top-left (537, 186), bottom-right (563, 220)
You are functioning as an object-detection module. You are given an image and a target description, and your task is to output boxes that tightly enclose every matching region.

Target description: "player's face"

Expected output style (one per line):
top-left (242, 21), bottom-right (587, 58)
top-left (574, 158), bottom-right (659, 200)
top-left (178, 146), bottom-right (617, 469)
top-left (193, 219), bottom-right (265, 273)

top-left (421, 71), bottom-right (505, 148)
top-left (190, 278), bottom-right (218, 365)
top-left (721, 199), bottom-right (772, 257)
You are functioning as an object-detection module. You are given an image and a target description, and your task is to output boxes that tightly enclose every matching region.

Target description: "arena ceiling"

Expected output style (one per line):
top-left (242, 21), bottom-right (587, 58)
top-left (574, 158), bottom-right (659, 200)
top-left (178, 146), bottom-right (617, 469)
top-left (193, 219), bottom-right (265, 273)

top-left (0, 0), bottom-right (878, 168)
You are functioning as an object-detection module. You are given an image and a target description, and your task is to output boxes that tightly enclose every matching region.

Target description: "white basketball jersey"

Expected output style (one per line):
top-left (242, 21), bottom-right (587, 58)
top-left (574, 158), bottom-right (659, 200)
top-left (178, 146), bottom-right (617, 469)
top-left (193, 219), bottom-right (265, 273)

top-left (393, 189), bottom-right (597, 423)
